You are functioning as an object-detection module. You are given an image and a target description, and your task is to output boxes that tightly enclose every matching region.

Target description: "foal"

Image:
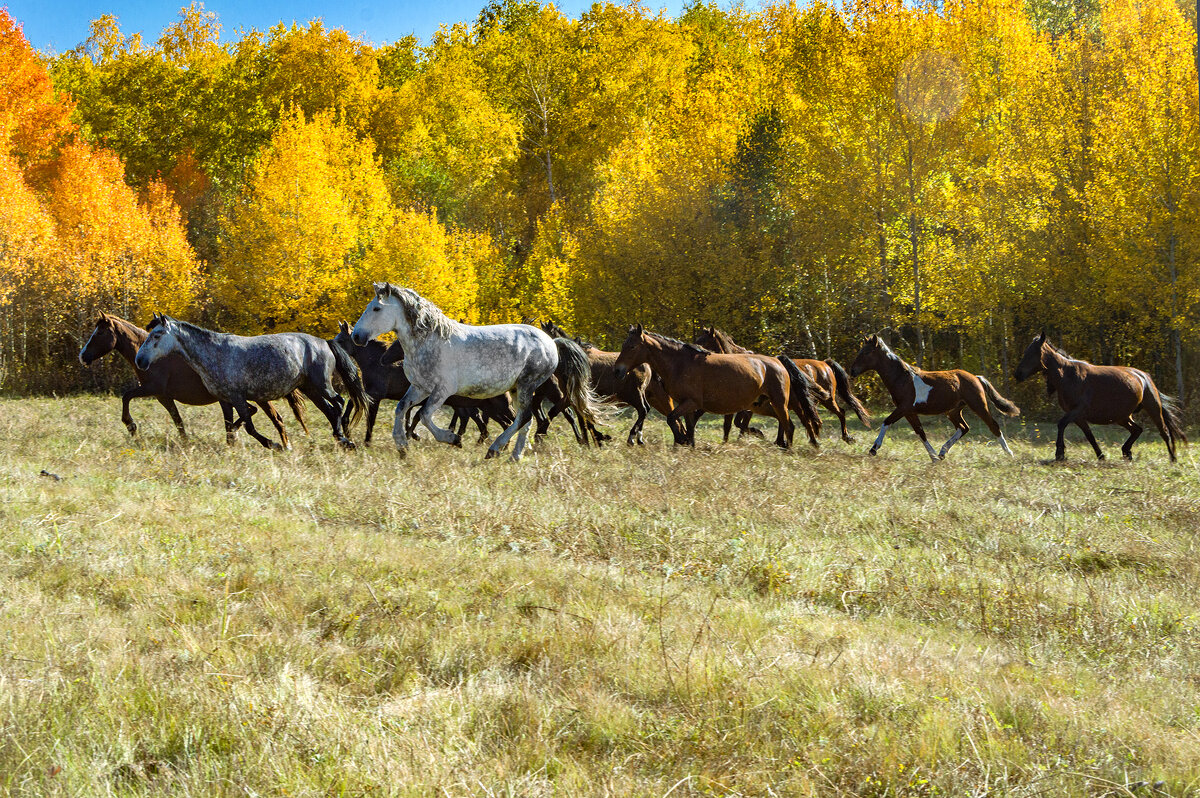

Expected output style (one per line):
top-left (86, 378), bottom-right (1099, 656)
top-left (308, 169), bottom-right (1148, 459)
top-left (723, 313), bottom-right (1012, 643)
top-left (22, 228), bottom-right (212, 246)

top-left (850, 334), bottom-right (1018, 461)
top-left (80, 312), bottom-right (306, 447)
top-left (1014, 332), bottom-right (1186, 462)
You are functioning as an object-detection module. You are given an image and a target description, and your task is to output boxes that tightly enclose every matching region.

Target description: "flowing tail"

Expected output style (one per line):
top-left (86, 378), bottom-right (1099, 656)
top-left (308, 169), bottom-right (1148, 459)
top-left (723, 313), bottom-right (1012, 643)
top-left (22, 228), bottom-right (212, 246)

top-left (285, 390), bottom-right (310, 435)
top-left (554, 338), bottom-right (612, 434)
top-left (1162, 393), bottom-right (1188, 446)
top-left (779, 355), bottom-right (821, 447)
top-left (826, 358), bottom-right (871, 427)
top-left (978, 376), bottom-right (1020, 417)
top-left (329, 339), bottom-right (368, 431)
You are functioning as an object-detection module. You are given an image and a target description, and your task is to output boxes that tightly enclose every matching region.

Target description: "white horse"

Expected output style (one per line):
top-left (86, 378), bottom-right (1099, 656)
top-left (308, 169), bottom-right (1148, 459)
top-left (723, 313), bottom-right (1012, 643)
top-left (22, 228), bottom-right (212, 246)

top-left (350, 283), bottom-right (604, 461)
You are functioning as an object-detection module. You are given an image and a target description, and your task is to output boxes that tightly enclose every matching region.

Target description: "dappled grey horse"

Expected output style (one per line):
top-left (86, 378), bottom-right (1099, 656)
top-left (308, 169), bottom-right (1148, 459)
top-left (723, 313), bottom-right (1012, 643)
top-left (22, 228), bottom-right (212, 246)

top-left (134, 315), bottom-right (367, 450)
top-left (350, 283), bottom-right (605, 461)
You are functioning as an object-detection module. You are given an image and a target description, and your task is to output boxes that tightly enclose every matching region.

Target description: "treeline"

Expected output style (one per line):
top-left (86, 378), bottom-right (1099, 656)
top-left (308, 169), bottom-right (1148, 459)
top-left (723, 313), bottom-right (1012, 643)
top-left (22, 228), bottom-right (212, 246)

top-left (0, 0), bottom-right (1197, 406)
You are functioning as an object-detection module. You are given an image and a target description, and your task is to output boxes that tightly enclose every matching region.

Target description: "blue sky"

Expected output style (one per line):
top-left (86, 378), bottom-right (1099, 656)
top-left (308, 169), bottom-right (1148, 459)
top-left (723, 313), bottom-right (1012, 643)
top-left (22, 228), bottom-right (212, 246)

top-left (8, 1), bottom-right (688, 54)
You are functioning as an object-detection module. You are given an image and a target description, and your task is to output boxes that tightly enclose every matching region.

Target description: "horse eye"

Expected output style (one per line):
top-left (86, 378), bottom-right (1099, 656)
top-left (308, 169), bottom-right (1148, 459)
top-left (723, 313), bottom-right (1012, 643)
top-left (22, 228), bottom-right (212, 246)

top-left (372, 307), bottom-right (379, 312)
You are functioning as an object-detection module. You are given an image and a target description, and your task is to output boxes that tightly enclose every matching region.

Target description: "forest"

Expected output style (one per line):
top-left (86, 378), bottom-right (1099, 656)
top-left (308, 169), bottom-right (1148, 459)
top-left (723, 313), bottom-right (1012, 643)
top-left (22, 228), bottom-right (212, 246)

top-left (0, 0), bottom-right (1196, 405)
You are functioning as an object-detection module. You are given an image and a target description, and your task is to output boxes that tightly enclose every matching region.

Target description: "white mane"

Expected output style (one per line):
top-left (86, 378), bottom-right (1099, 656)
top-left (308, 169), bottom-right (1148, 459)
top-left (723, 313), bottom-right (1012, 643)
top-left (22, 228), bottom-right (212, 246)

top-left (383, 284), bottom-right (458, 341)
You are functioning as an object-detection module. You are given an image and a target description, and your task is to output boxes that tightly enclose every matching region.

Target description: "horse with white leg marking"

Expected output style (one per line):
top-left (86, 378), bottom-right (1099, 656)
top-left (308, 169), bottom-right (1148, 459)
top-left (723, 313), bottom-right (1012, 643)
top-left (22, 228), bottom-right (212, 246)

top-left (134, 316), bottom-right (367, 449)
top-left (1013, 332), bottom-right (1186, 463)
top-left (849, 334), bottom-right (1019, 461)
top-left (350, 283), bottom-right (606, 461)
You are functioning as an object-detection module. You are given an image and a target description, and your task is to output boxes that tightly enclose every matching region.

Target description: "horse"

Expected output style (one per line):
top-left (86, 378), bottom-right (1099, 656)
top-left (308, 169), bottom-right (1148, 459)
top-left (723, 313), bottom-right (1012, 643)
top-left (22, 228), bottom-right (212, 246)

top-left (332, 321), bottom-right (514, 445)
top-left (689, 328), bottom-right (826, 448)
top-left (79, 312), bottom-right (308, 447)
top-left (350, 283), bottom-right (606, 461)
top-left (134, 315), bottom-right (367, 450)
top-left (614, 325), bottom-right (794, 448)
top-left (1013, 332), bottom-right (1186, 462)
top-left (695, 327), bottom-right (871, 443)
top-left (849, 334), bottom-right (1018, 461)
top-left (541, 321), bottom-right (656, 445)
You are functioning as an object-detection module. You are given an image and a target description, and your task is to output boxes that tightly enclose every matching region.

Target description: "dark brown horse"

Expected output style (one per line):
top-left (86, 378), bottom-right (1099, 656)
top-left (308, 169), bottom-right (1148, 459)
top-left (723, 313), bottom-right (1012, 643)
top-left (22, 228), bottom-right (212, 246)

top-left (334, 322), bottom-right (514, 445)
top-left (696, 327), bottom-right (871, 443)
top-left (850, 334), bottom-right (1018, 461)
top-left (1014, 332), bottom-right (1186, 462)
top-left (541, 321), bottom-right (661, 445)
top-left (615, 325), bottom-right (793, 448)
top-left (79, 313), bottom-right (307, 447)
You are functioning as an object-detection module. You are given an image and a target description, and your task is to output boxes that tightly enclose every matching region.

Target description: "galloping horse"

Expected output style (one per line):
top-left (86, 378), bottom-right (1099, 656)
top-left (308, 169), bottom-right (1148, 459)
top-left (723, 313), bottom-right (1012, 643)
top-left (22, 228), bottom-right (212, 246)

top-left (351, 283), bottom-right (606, 461)
top-left (333, 322), bottom-right (514, 445)
top-left (695, 327), bottom-right (871, 443)
top-left (1014, 332), bottom-right (1186, 462)
top-left (614, 325), bottom-right (793, 448)
top-left (541, 321), bottom-right (657, 445)
top-left (135, 316), bottom-right (367, 450)
top-left (79, 313), bottom-right (307, 447)
top-left (689, 328), bottom-right (826, 447)
top-left (850, 334), bottom-right (1018, 461)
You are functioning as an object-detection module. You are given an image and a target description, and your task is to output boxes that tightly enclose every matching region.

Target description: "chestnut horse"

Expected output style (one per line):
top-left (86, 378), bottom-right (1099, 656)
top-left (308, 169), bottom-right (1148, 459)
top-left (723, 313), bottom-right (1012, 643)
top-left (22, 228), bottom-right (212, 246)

top-left (695, 327), bottom-right (871, 444)
top-left (850, 334), bottom-right (1018, 461)
top-left (79, 313), bottom-right (307, 447)
top-left (1014, 332), bottom-right (1186, 462)
top-left (614, 325), bottom-right (793, 448)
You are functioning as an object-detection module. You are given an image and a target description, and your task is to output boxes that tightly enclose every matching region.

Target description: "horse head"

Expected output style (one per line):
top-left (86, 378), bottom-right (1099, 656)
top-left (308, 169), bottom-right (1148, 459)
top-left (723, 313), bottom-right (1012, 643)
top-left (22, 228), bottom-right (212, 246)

top-left (1013, 331), bottom-right (1047, 382)
top-left (134, 315), bottom-right (180, 371)
top-left (614, 324), bottom-right (647, 379)
top-left (849, 334), bottom-right (884, 377)
top-left (80, 313), bottom-right (119, 365)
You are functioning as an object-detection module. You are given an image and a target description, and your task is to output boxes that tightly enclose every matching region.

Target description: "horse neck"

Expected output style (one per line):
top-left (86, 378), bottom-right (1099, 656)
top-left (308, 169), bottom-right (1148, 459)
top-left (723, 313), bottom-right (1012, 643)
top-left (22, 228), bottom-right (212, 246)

top-left (111, 319), bottom-right (148, 366)
top-left (168, 323), bottom-right (224, 373)
top-left (1040, 345), bottom-right (1072, 386)
top-left (872, 347), bottom-right (914, 392)
top-left (640, 338), bottom-right (694, 381)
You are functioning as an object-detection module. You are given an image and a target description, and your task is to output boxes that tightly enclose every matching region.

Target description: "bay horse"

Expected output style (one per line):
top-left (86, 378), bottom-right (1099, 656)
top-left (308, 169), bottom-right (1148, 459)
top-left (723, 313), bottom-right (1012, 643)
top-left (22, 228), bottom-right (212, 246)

top-left (1014, 332), bottom-right (1186, 462)
top-left (135, 316), bottom-right (367, 450)
top-left (351, 283), bottom-right (606, 461)
top-left (690, 328), bottom-right (826, 448)
top-left (696, 327), bottom-right (871, 443)
top-left (614, 325), bottom-right (793, 448)
top-left (541, 321), bottom-right (656, 445)
top-left (850, 334), bottom-right (1018, 461)
top-left (333, 321), bottom-right (514, 445)
top-left (79, 313), bottom-right (308, 447)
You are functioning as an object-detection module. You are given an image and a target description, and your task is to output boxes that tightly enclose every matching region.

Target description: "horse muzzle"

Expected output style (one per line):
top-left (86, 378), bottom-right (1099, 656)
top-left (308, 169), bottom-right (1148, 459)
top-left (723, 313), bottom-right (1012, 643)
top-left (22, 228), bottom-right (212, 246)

top-left (351, 330), bottom-right (369, 347)
top-left (614, 364), bottom-right (629, 379)
top-left (79, 349), bottom-right (93, 366)
top-left (134, 354), bottom-right (151, 371)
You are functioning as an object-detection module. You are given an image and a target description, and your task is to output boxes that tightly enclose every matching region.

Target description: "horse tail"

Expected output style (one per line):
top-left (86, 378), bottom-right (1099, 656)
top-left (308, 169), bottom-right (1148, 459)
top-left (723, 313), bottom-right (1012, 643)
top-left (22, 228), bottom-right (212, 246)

top-left (1161, 393), bottom-right (1188, 446)
top-left (979, 376), bottom-right (1020, 417)
top-left (329, 339), bottom-right (368, 432)
top-left (826, 358), bottom-right (871, 427)
top-left (285, 390), bottom-right (310, 435)
top-left (554, 337), bottom-right (611, 431)
top-left (779, 356), bottom-right (821, 431)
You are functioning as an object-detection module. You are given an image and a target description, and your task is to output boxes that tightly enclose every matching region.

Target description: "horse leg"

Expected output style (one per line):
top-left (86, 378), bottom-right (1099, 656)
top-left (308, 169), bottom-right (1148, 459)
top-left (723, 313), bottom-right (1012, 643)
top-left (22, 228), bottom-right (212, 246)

top-left (722, 415), bottom-right (734, 443)
top-left (870, 408), bottom-right (906, 456)
top-left (1075, 421), bottom-right (1106, 460)
top-left (468, 408), bottom-right (490, 442)
top-left (257, 400), bottom-right (291, 450)
top-left (962, 391), bottom-right (1013, 457)
top-left (490, 380), bottom-right (543, 461)
top-left (939, 409), bottom-right (970, 460)
top-left (667, 399), bottom-right (701, 446)
top-left (234, 399), bottom-right (281, 450)
top-left (220, 401), bottom-right (237, 445)
top-left (1138, 391), bottom-right (1176, 462)
top-left (1118, 417), bottom-right (1143, 460)
top-left (533, 404), bottom-right (551, 438)
top-left (1055, 409), bottom-right (1082, 461)
top-left (393, 385), bottom-right (430, 456)
top-left (156, 397), bottom-right (188, 441)
top-left (121, 383), bottom-right (158, 435)
top-left (302, 389), bottom-right (356, 449)
top-left (907, 414), bottom-right (939, 462)
top-left (826, 395), bottom-right (851, 444)
top-left (416, 391), bottom-right (463, 448)
top-left (768, 384), bottom-right (792, 449)
top-left (363, 399), bottom-right (380, 446)
top-left (629, 391), bottom-right (649, 446)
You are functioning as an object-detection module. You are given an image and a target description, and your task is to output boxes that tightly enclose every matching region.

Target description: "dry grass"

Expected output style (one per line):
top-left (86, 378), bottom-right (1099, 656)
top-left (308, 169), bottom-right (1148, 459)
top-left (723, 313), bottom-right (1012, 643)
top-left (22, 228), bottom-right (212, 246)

top-left (1, 395), bottom-right (1198, 796)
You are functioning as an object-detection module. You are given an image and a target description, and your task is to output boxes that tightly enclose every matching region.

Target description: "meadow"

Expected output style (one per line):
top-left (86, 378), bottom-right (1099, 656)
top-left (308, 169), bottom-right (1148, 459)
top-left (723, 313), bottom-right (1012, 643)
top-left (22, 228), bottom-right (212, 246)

top-left (0, 396), bottom-right (1198, 796)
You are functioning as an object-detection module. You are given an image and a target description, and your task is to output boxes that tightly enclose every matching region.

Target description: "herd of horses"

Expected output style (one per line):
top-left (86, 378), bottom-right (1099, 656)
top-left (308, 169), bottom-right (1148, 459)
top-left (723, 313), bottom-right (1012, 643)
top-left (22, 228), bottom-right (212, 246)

top-left (79, 283), bottom-right (1188, 464)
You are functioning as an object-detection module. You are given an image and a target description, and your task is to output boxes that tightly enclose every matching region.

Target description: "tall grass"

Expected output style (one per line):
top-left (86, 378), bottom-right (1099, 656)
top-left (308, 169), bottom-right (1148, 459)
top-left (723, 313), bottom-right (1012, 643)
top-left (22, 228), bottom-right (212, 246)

top-left (0, 396), bottom-right (1197, 796)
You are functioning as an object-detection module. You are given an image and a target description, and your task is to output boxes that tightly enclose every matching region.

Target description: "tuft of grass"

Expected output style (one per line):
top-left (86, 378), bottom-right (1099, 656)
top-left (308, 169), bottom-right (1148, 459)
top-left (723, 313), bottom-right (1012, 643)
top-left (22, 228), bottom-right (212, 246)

top-left (0, 396), bottom-right (1197, 796)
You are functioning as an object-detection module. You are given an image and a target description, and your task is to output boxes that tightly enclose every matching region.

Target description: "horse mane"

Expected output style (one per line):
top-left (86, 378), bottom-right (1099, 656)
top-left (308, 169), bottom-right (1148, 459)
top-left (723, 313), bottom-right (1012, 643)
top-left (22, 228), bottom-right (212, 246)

top-left (382, 284), bottom-right (458, 340)
top-left (874, 336), bottom-right (915, 373)
top-left (646, 330), bottom-right (711, 355)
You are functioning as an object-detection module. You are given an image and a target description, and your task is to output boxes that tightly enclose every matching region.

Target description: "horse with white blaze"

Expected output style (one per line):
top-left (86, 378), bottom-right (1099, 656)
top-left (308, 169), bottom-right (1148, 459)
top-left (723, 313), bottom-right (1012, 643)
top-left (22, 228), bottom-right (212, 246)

top-left (350, 283), bottom-right (606, 461)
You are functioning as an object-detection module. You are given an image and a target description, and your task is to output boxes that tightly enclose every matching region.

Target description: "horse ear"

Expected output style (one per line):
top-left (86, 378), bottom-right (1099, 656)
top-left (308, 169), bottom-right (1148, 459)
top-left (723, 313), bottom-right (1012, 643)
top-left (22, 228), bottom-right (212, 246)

top-left (635, 323), bottom-right (644, 334)
top-left (339, 320), bottom-right (349, 332)
top-left (1037, 330), bottom-right (1046, 342)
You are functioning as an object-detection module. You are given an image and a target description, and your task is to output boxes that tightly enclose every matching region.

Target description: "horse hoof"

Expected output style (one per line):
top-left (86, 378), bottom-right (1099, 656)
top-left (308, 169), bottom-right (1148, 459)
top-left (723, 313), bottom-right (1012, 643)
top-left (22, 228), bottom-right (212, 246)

top-left (396, 447), bottom-right (408, 459)
top-left (126, 424), bottom-right (138, 436)
top-left (869, 448), bottom-right (877, 456)
top-left (451, 434), bottom-right (463, 448)
top-left (269, 442), bottom-right (284, 452)
top-left (484, 449), bottom-right (498, 460)
top-left (340, 439), bottom-right (356, 450)
top-left (938, 453), bottom-right (946, 461)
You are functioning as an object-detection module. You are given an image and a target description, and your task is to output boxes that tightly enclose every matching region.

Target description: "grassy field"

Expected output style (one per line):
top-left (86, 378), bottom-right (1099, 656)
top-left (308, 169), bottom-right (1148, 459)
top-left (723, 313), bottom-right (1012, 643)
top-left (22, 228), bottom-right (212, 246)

top-left (0, 395), bottom-right (1198, 797)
